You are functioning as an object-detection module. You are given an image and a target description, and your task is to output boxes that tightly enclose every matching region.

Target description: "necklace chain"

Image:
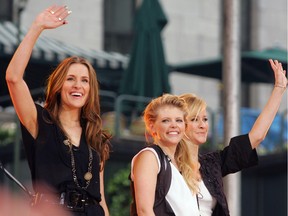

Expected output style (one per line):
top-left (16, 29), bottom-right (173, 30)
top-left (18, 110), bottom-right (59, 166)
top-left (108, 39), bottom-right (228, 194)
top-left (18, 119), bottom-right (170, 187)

top-left (66, 139), bottom-right (93, 189)
top-left (56, 125), bottom-right (93, 190)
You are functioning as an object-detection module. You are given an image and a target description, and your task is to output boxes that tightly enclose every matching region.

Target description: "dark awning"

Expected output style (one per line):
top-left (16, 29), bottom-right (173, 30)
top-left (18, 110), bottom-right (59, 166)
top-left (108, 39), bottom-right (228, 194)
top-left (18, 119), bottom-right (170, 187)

top-left (169, 48), bottom-right (288, 83)
top-left (0, 21), bottom-right (128, 68)
top-left (0, 21), bottom-right (129, 107)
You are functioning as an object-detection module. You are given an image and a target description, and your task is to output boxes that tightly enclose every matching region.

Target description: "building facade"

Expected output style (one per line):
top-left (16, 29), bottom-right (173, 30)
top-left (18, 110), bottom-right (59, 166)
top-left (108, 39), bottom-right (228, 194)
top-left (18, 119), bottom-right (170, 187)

top-left (17, 0), bottom-right (287, 112)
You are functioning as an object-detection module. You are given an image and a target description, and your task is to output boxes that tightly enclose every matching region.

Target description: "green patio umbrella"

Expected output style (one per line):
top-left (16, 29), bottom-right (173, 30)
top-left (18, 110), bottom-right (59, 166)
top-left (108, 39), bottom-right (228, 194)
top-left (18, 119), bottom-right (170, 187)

top-left (169, 48), bottom-right (287, 83)
top-left (119, 0), bottom-right (170, 107)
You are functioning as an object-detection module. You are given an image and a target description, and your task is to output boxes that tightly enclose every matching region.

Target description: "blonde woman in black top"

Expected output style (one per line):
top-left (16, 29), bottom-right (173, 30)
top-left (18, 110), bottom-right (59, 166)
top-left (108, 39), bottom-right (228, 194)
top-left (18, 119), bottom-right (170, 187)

top-left (180, 59), bottom-right (287, 216)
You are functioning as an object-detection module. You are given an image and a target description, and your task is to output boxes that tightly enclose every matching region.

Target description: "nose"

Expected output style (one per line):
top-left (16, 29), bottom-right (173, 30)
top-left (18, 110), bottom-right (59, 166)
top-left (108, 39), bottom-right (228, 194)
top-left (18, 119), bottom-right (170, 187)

top-left (73, 79), bottom-right (81, 88)
top-left (170, 121), bottom-right (176, 128)
top-left (198, 119), bottom-right (206, 128)
top-left (170, 120), bottom-right (179, 128)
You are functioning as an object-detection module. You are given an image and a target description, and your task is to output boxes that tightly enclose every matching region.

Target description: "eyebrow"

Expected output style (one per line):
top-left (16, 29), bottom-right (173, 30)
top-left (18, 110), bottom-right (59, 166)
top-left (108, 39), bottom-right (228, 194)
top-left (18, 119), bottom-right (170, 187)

top-left (66, 74), bottom-right (89, 79)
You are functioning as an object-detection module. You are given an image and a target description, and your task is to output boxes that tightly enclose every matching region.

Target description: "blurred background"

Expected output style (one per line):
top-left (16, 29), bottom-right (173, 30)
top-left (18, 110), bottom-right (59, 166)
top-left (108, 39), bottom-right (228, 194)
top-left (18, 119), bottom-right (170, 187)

top-left (0, 0), bottom-right (287, 216)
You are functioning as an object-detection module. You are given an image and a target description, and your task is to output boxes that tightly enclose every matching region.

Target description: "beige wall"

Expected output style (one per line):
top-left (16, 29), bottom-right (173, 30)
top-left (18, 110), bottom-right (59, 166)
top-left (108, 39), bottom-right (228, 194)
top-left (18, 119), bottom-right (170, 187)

top-left (161, 0), bottom-right (287, 111)
top-left (251, 0), bottom-right (287, 50)
top-left (20, 0), bottom-right (287, 60)
top-left (21, 0), bottom-right (103, 50)
top-left (250, 0), bottom-right (287, 111)
top-left (160, 0), bottom-right (222, 64)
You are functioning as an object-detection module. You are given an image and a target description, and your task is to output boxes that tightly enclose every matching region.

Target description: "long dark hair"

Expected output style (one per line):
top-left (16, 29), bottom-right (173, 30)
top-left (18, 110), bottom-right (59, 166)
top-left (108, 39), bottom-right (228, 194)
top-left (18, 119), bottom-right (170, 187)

top-left (44, 56), bottom-right (111, 168)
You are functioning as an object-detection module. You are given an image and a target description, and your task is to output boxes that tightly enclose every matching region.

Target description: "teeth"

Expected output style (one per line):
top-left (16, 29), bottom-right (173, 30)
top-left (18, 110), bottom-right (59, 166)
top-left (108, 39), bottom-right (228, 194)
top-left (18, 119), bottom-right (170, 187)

top-left (71, 92), bottom-right (82, 96)
top-left (168, 132), bottom-right (178, 135)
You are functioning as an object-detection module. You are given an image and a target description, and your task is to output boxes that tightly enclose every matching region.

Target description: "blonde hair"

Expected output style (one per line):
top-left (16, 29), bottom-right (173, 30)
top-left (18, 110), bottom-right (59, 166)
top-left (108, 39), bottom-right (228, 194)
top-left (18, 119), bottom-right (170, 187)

top-left (143, 93), bottom-right (199, 194)
top-left (44, 56), bottom-right (110, 168)
top-left (179, 93), bottom-right (207, 119)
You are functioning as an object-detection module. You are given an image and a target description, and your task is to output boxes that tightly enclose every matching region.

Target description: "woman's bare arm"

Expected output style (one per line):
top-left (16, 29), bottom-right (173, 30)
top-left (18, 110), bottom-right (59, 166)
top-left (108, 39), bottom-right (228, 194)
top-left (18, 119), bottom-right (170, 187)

top-left (5, 5), bottom-right (71, 138)
top-left (249, 59), bottom-right (287, 149)
top-left (133, 150), bottom-right (159, 216)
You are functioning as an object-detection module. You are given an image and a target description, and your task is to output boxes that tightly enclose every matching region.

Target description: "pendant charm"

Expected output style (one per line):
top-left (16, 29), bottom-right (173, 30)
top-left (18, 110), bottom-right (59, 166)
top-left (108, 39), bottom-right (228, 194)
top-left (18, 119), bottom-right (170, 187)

top-left (63, 139), bottom-right (70, 146)
top-left (84, 172), bottom-right (93, 181)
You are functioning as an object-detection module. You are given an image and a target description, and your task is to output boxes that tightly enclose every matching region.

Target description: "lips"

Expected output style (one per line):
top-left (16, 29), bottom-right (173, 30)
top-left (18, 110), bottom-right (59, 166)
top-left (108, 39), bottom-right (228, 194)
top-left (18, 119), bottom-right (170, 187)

top-left (196, 132), bottom-right (207, 136)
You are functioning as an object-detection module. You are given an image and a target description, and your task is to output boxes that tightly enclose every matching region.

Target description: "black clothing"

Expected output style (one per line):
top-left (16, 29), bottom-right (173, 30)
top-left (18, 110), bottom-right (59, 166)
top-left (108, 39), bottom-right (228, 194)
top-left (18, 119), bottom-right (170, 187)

top-left (199, 134), bottom-right (258, 216)
top-left (21, 104), bottom-right (104, 215)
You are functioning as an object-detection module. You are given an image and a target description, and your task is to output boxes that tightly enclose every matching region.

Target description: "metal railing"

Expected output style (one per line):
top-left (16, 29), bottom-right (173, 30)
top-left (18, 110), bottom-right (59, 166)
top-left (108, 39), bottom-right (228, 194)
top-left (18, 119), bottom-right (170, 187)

top-left (1, 91), bottom-right (287, 151)
top-left (114, 94), bottom-right (152, 138)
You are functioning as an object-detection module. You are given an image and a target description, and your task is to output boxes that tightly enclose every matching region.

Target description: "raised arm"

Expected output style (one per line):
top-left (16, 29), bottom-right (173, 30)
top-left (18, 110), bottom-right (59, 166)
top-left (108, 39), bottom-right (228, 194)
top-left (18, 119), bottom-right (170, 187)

top-left (249, 59), bottom-right (287, 149)
top-left (5, 5), bottom-right (71, 138)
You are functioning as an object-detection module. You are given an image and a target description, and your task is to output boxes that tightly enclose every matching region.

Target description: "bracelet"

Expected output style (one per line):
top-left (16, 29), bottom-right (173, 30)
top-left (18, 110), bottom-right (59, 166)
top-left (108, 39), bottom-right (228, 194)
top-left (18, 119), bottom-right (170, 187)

top-left (274, 84), bottom-right (287, 88)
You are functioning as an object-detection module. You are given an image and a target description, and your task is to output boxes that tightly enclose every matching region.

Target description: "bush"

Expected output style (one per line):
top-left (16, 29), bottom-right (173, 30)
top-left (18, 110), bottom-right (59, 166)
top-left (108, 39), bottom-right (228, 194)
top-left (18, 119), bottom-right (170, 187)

top-left (0, 126), bottom-right (16, 146)
top-left (106, 164), bottom-right (132, 216)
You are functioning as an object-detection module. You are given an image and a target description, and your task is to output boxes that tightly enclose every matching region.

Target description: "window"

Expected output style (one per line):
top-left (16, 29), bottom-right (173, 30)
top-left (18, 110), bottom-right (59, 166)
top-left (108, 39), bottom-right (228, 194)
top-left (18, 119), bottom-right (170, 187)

top-left (240, 0), bottom-right (251, 51)
top-left (0, 0), bottom-right (13, 21)
top-left (104, 0), bottom-right (136, 54)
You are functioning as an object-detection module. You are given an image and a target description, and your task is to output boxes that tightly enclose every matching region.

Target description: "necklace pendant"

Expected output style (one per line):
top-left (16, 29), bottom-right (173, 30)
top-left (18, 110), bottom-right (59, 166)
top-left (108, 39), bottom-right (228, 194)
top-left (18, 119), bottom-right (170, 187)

top-left (63, 139), bottom-right (70, 146)
top-left (84, 172), bottom-right (93, 181)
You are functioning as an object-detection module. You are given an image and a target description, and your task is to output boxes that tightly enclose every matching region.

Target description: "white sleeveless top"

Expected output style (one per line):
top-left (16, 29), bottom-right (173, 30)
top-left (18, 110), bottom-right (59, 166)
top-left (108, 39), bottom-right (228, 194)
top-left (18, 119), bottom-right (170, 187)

top-left (131, 147), bottom-right (200, 216)
top-left (197, 180), bottom-right (217, 216)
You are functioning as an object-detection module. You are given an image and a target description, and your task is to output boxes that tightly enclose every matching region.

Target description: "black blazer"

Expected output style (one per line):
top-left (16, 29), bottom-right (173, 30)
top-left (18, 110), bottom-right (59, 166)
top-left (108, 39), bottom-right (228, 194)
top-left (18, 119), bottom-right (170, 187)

top-left (199, 134), bottom-right (258, 216)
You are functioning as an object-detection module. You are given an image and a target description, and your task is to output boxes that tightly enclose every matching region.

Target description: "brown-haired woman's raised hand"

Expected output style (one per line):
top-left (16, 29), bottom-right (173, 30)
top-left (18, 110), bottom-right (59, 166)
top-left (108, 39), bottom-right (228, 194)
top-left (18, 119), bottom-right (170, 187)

top-left (34, 5), bottom-right (72, 30)
top-left (6, 5), bottom-right (71, 138)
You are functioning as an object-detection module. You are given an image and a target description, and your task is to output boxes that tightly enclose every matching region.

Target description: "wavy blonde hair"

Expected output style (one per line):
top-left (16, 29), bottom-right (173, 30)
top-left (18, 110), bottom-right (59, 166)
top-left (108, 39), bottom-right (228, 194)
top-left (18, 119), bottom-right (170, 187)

top-left (44, 56), bottom-right (110, 168)
top-left (143, 93), bottom-right (199, 194)
top-left (179, 93), bottom-right (207, 119)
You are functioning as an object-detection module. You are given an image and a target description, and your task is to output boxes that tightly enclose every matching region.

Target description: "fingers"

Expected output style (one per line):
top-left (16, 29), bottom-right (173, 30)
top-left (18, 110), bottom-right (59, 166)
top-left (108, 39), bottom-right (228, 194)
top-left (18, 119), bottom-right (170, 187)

top-left (269, 59), bottom-right (284, 72)
top-left (269, 59), bottom-right (277, 71)
top-left (46, 5), bottom-right (72, 24)
top-left (270, 59), bottom-right (288, 89)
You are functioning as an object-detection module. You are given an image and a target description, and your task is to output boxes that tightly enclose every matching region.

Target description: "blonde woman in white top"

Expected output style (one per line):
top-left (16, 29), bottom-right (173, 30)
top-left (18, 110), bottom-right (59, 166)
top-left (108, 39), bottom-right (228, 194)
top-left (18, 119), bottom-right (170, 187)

top-left (130, 94), bottom-right (200, 216)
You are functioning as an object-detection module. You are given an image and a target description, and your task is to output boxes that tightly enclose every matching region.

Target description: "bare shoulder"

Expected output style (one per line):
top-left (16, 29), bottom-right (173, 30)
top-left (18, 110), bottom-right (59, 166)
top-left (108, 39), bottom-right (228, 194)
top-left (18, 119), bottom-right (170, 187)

top-left (133, 149), bottom-right (159, 173)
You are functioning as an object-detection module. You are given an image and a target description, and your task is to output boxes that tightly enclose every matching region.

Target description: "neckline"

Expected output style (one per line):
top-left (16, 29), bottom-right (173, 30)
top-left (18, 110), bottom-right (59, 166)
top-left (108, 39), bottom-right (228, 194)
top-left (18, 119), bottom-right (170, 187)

top-left (156, 144), bottom-right (176, 161)
top-left (63, 129), bottom-right (84, 148)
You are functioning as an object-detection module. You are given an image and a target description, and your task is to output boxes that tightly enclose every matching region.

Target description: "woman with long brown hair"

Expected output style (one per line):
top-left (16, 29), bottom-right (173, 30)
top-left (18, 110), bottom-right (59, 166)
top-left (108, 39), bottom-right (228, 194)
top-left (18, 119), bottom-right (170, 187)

top-left (6, 5), bottom-right (110, 216)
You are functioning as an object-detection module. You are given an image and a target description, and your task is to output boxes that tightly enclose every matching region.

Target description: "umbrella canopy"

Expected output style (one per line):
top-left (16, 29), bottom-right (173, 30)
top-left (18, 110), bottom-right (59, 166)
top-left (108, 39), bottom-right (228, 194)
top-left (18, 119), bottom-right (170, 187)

top-left (118, 0), bottom-right (170, 100)
top-left (170, 48), bottom-right (287, 83)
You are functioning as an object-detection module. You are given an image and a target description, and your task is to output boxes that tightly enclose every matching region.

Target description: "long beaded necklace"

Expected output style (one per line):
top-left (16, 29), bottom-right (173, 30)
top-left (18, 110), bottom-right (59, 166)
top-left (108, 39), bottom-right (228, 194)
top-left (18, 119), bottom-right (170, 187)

top-left (63, 139), bottom-right (93, 190)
